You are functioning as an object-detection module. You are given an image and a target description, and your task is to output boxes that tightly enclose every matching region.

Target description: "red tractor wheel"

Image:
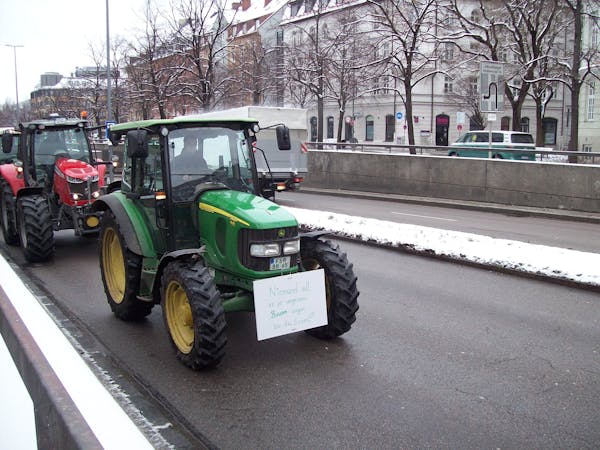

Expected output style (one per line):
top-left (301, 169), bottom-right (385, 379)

top-left (17, 195), bottom-right (54, 262)
top-left (0, 181), bottom-right (19, 245)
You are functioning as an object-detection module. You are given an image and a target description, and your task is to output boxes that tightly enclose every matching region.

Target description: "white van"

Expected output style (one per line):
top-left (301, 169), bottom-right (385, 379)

top-left (449, 130), bottom-right (536, 160)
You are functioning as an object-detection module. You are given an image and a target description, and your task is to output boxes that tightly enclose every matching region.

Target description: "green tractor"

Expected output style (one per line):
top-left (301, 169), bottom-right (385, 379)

top-left (95, 117), bottom-right (359, 369)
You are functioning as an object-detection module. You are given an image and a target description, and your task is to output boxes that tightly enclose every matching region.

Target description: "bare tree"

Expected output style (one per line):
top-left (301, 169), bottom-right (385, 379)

top-left (368, 0), bottom-right (442, 150)
top-left (323, 12), bottom-right (370, 142)
top-left (284, 5), bottom-right (330, 142)
top-left (555, 0), bottom-right (599, 157)
top-left (225, 36), bottom-right (280, 107)
top-left (167, 0), bottom-right (232, 112)
top-left (500, 0), bottom-right (562, 132)
top-left (127, 2), bottom-right (181, 119)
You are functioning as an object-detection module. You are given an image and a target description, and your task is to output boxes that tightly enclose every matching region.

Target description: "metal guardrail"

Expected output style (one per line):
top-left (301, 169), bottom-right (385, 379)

top-left (305, 141), bottom-right (600, 165)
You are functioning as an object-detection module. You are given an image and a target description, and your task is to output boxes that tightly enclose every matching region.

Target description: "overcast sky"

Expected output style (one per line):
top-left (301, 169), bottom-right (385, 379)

top-left (0, 0), bottom-right (161, 105)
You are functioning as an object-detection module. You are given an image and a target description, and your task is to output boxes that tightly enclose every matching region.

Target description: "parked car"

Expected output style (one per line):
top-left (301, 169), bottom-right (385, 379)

top-left (448, 130), bottom-right (536, 160)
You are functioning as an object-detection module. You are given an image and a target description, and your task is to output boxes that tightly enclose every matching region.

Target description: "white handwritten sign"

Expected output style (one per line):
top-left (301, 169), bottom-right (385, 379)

top-left (253, 269), bottom-right (327, 341)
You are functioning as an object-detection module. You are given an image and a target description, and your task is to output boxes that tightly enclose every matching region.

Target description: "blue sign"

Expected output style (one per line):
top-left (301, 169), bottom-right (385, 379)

top-left (105, 121), bottom-right (116, 139)
top-left (396, 112), bottom-right (403, 120)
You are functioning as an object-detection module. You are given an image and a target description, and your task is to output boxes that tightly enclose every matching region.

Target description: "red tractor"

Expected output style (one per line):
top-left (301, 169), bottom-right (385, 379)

top-left (0, 118), bottom-right (109, 262)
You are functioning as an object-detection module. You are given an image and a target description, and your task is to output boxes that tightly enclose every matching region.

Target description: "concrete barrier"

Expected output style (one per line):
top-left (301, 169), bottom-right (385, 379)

top-left (305, 150), bottom-right (600, 213)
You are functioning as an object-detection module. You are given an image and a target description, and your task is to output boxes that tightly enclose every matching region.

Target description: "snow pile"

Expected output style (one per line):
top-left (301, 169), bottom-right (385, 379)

top-left (284, 206), bottom-right (600, 287)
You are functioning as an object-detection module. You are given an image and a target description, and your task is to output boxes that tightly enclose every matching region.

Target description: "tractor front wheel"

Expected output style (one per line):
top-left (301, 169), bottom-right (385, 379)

top-left (161, 260), bottom-right (227, 370)
top-left (301, 238), bottom-right (359, 339)
top-left (17, 195), bottom-right (54, 262)
top-left (99, 210), bottom-right (153, 320)
top-left (0, 181), bottom-right (19, 245)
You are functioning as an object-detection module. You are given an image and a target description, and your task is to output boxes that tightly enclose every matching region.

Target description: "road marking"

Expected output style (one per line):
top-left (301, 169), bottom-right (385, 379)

top-left (391, 211), bottom-right (457, 222)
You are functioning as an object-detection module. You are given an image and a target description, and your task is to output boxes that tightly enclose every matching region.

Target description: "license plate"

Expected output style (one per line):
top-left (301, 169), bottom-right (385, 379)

top-left (269, 256), bottom-right (290, 271)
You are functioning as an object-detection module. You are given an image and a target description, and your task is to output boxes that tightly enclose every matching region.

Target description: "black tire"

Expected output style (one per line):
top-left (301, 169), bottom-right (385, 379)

top-left (99, 210), bottom-right (153, 320)
top-left (492, 153), bottom-right (503, 159)
top-left (17, 195), bottom-right (54, 262)
top-left (161, 260), bottom-right (227, 370)
top-left (0, 181), bottom-right (19, 245)
top-left (449, 151), bottom-right (458, 157)
top-left (301, 239), bottom-right (359, 339)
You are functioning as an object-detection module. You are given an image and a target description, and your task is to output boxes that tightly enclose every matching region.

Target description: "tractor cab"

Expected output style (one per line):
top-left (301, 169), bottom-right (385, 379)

top-left (18, 118), bottom-right (98, 195)
top-left (108, 118), bottom-right (290, 253)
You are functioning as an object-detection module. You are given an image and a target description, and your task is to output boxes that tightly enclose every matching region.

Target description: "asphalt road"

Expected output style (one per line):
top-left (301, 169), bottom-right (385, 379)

top-left (3, 227), bottom-right (599, 449)
top-left (275, 190), bottom-right (600, 253)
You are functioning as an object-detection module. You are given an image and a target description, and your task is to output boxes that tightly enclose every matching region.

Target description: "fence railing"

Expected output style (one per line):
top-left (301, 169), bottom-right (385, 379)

top-left (304, 141), bottom-right (600, 165)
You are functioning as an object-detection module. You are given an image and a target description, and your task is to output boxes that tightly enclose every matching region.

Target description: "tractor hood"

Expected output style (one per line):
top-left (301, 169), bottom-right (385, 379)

top-left (55, 158), bottom-right (99, 181)
top-left (198, 189), bottom-right (297, 229)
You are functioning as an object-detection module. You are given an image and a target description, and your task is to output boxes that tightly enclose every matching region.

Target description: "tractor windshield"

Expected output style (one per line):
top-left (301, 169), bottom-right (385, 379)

top-left (168, 127), bottom-right (255, 202)
top-left (34, 128), bottom-right (91, 165)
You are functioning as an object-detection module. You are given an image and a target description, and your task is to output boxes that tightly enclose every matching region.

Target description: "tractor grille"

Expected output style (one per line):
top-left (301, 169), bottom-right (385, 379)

top-left (238, 226), bottom-right (299, 271)
top-left (69, 180), bottom-right (99, 196)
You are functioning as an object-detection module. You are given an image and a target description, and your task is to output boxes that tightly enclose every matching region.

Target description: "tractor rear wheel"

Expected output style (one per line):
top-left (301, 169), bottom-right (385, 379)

top-left (301, 238), bottom-right (359, 339)
top-left (17, 195), bottom-right (54, 262)
top-left (0, 181), bottom-right (19, 245)
top-left (99, 210), bottom-right (153, 320)
top-left (161, 260), bottom-right (227, 370)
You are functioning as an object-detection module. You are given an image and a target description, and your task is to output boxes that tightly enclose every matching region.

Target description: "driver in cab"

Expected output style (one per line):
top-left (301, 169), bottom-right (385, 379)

top-left (170, 134), bottom-right (208, 185)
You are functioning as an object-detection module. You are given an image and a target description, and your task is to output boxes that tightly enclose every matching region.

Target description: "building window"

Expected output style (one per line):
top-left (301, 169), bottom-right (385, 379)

top-left (542, 117), bottom-right (557, 145)
top-left (501, 116), bottom-right (511, 131)
top-left (365, 115), bottom-right (374, 141)
top-left (385, 114), bottom-right (395, 142)
top-left (591, 10), bottom-right (599, 47)
top-left (327, 116), bottom-right (334, 139)
top-left (310, 116), bottom-right (317, 141)
top-left (588, 81), bottom-right (595, 121)
top-left (443, 42), bottom-right (454, 61)
top-left (520, 117), bottom-right (529, 133)
top-left (444, 76), bottom-right (453, 94)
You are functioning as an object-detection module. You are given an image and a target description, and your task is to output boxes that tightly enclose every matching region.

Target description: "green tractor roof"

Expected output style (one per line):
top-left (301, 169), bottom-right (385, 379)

top-left (110, 116), bottom-right (259, 132)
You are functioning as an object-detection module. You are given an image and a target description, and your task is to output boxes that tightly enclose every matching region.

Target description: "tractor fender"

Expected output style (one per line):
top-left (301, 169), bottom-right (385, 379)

top-left (152, 248), bottom-right (205, 303)
top-left (300, 230), bottom-right (331, 241)
top-left (16, 186), bottom-right (44, 198)
top-left (93, 196), bottom-right (143, 256)
top-left (0, 165), bottom-right (25, 195)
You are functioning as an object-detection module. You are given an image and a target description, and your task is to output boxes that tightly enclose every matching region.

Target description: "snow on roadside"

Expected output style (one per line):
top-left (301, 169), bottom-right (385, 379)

top-left (284, 206), bottom-right (600, 287)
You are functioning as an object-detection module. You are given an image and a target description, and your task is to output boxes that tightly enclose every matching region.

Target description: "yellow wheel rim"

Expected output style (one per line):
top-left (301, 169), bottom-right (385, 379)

top-left (102, 228), bottom-right (125, 303)
top-left (164, 281), bottom-right (194, 354)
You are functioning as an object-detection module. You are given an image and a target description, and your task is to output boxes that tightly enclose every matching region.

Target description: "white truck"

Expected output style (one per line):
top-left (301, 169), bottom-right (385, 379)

top-left (185, 106), bottom-right (308, 197)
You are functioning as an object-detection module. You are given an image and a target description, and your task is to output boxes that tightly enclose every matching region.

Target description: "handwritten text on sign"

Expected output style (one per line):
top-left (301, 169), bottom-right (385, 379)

top-left (253, 269), bottom-right (327, 341)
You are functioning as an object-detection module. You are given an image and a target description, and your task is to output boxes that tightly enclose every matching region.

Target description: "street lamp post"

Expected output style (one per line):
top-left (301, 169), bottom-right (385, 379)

top-left (5, 44), bottom-right (24, 124)
top-left (106, 0), bottom-right (112, 123)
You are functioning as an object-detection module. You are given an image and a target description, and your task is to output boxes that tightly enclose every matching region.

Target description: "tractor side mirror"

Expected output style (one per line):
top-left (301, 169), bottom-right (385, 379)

top-left (1, 134), bottom-right (13, 154)
top-left (276, 125), bottom-right (291, 151)
top-left (109, 131), bottom-right (122, 146)
top-left (127, 130), bottom-right (149, 158)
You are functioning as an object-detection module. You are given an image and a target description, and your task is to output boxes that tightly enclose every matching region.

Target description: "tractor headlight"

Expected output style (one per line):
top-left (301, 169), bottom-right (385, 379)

top-left (250, 243), bottom-right (280, 257)
top-left (72, 193), bottom-right (81, 201)
top-left (282, 239), bottom-right (300, 255)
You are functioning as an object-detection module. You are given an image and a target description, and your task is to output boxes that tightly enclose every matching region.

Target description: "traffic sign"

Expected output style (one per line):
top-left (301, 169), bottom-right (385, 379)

top-left (396, 112), bottom-right (403, 120)
top-left (480, 61), bottom-right (504, 112)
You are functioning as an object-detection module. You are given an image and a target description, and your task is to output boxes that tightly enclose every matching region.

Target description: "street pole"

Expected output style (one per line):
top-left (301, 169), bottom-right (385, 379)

top-left (5, 44), bottom-right (24, 124)
top-left (105, 0), bottom-right (112, 123)
top-left (105, 0), bottom-right (114, 182)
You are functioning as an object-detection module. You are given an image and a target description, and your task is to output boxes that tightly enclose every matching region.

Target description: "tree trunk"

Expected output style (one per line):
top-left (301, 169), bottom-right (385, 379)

top-left (568, 0), bottom-right (582, 162)
top-left (405, 80), bottom-right (416, 153)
